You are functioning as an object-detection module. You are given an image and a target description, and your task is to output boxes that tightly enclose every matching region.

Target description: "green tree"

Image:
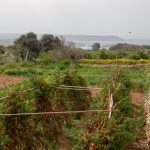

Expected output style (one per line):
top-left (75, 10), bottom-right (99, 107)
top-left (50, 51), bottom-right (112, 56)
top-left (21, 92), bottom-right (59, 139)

top-left (99, 50), bottom-right (109, 59)
top-left (54, 36), bottom-right (64, 49)
top-left (137, 51), bottom-right (149, 59)
top-left (0, 45), bottom-right (5, 54)
top-left (117, 51), bottom-right (127, 59)
top-left (130, 54), bottom-right (141, 60)
top-left (14, 32), bottom-right (40, 61)
top-left (40, 34), bottom-right (64, 53)
top-left (131, 51), bottom-right (149, 60)
top-left (92, 43), bottom-right (100, 50)
top-left (40, 34), bottom-right (55, 52)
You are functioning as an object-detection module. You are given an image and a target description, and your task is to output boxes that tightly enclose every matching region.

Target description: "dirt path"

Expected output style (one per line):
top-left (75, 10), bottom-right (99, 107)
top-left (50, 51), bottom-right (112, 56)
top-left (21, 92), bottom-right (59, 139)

top-left (0, 76), bottom-right (26, 88)
top-left (124, 91), bottom-right (148, 149)
top-left (145, 90), bottom-right (150, 148)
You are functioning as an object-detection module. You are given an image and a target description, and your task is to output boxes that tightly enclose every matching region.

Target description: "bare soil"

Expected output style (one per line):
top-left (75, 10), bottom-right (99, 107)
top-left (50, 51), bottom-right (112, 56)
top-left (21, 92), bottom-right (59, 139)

top-left (131, 92), bottom-right (145, 105)
top-left (58, 134), bottom-right (71, 150)
top-left (129, 92), bottom-right (148, 150)
top-left (0, 76), bottom-right (26, 88)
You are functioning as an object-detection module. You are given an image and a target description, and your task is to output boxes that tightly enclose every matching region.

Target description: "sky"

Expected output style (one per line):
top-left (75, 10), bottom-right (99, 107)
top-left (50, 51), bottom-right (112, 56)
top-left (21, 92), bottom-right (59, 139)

top-left (0, 0), bottom-right (150, 39)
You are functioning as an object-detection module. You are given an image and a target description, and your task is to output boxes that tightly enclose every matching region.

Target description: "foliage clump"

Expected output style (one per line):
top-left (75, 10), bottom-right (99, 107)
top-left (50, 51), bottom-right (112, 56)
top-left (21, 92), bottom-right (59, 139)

top-left (0, 68), bottom-right (91, 149)
top-left (76, 69), bottom-right (144, 150)
top-left (92, 43), bottom-right (101, 51)
top-left (0, 88), bottom-right (39, 150)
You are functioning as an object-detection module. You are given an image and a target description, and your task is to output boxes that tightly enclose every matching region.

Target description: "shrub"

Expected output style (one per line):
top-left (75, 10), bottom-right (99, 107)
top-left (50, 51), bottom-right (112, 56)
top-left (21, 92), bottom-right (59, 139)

top-left (77, 69), bottom-right (144, 150)
top-left (130, 54), bottom-right (141, 60)
top-left (0, 88), bottom-right (39, 149)
top-left (37, 53), bottom-right (53, 65)
top-left (0, 45), bottom-right (5, 54)
top-left (0, 67), bottom-right (92, 149)
top-left (92, 43), bottom-right (100, 51)
top-left (3, 68), bottom-right (29, 76)
top-left (99, 51), bottom-right (109, 59)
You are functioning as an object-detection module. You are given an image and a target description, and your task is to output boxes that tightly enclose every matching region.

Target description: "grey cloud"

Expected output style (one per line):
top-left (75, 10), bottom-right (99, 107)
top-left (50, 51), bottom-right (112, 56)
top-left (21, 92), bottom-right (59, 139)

top-left (0, 0), bottom-right (150, 38)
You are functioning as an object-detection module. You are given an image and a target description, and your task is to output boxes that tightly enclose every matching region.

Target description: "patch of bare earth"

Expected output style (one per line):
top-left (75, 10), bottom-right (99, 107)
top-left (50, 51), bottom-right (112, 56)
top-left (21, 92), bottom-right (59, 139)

top-left (89, 87), bottom-right (100, 97)
top-left (128, 92), bottom-right (148, 150)
top-left (131, 92), bottom-right (145, 105)
top-left (0, 76), bottom-right (26, 88)
top-left (58, 134), bottom-right (71, 150)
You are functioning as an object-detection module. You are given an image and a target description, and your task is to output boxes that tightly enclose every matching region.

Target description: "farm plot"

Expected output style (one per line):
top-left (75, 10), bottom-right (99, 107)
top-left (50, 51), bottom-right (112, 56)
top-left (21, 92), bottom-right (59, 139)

top-left (0, 76), bottom-right (26, 88)
top-left (0, 68), bottom-right (147, 149)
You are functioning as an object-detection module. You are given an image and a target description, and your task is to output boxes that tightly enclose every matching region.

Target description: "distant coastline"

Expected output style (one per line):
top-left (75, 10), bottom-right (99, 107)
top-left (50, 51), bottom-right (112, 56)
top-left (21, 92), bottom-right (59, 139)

top-left (0, 33), bottom-right (150, 49)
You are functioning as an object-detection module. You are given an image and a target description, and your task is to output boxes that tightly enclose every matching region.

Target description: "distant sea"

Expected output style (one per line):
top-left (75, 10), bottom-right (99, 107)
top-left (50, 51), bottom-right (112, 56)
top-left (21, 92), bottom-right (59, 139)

top-left (74, 39), bottom-right (150, 50)
top-left (63, 35), bottom-right (150, 50)
top-left (0, 34), bottom-right (150, 50)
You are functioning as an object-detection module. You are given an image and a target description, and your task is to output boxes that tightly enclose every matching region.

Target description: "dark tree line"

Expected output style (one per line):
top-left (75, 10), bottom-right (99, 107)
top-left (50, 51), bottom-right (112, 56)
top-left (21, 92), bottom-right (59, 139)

top-left (40, 34), bottom-right (64, 53)
top-left (14, 32), bottom-right (64, 61)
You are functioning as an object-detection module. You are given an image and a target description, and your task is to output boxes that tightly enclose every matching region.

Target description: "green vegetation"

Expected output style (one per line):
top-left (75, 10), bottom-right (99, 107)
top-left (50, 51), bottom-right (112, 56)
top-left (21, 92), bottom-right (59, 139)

top-left (92, 43), bottom-right (100, 51)
top-left (0, 32), bottom-right (150, 149)
top-left (0, 45), bottom-right (5, 54)
top-left (13, 32), bottom-right (64, 61)
top-left (84, 43), bottom-right (150, 60)
top-left (1, 33), bottom-right (150, 66)
top-left (81, 58), bottom-right (150, 65)
top-left (0, 68), bottom-right (91, 149)
top-left (72, 69), bottom-right (144, 150)
top-left (84, 49), bottom-right (150, 60)
top-left (0, 60), bottom-right (148, 92)
top-left (0, 61), bottom-right (149, 149)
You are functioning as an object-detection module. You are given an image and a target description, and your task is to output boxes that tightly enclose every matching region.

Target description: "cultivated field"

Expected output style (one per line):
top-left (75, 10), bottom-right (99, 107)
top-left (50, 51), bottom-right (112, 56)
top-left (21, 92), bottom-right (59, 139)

top-left (0, 61), bottom-right (149, 149)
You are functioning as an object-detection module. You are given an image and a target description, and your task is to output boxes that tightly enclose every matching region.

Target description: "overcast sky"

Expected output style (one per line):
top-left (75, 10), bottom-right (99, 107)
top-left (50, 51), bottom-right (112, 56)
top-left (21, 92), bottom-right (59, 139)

top-left (0, 0), bottom-right (150, 39)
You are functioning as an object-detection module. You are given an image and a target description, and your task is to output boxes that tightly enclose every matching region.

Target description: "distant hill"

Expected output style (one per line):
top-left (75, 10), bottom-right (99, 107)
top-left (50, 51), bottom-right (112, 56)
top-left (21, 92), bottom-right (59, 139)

top-left (0, 33), bottom-right (21, 46)
top-left (64, 35), bottom-right (123, 42)
top-left (110, 43), bottom-right (143, 51)
top-left (0, 33), bottom-right (20, 40)
top-left (0, 33), bottom-right (123, 46)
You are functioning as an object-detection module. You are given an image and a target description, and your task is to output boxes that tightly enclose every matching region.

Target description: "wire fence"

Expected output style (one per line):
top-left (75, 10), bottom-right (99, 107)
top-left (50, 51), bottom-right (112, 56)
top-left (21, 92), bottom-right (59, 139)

top-left (0, 109), bottom-right (118, 116)
top-left (0, 86), bottom-right (102, 101)
top-left (0, 74), bottom-right (110, 117)
top-left (0, 85), bottom-right (113, 117)
top-left (59, 85), bottom-right (102, 90)
top-left (80, 75), bottom-right (111, 77)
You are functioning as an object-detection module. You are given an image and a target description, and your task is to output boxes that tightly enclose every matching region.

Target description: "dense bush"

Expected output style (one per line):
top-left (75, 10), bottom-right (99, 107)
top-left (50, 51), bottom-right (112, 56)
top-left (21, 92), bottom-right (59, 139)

top-left (40, 34), bottom-right (64, 52)
top-left (0, 45), bottom-right (5, 54)
top-left (0, 88), bottom-right (38, 149)
top-left (13, 32), bottom-right (65, 61)
top-left (84, 50), bottom-right (117, 60)
top-left (0, 69), bottom-right (91, 149)
top-left (143, 45), bottom-right (150, 49)
top-left (37, 53), bottom-right (53, 65)
top-left (75, 69), bottom-right (144, 150)
top-left (92, 43), bottom-right (100, 50)
top-left (3, 68), bottom-right (29, 76)
top-left (130, 51), bottom-right (149, 60)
